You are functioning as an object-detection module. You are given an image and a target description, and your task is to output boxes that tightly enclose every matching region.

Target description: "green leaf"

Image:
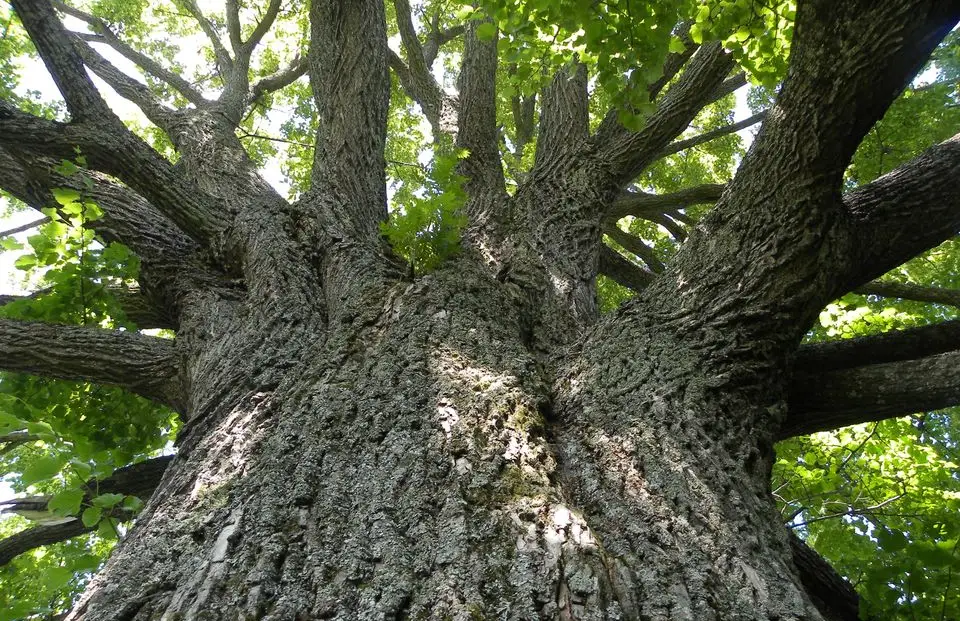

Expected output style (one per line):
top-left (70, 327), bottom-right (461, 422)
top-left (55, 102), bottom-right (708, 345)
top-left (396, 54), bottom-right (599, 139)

top-left (69, 459), bottom-right (93, 480)
top-left (22, 454), bottom-right (66, 485)
top-left (26, 420), bottom-right (56, 440)
top-left (92, 493), bottom-right (125, 508)
top-left (0, 236), bottom-right (23, 251)
top-left (81, 506), bottom-right (102, 527)
top-left (13, 254), bottom-right (37, 270)
top-left (689, 23), bottom-right (704, 44)
top-left (97, 516), bottom-right (119, 540)
top-left (122, 495), bottom-right (144, 512)
top-left (475, 22), bottom-right (497, 40)
top-left (47, 488), bottom-right (85, 516)
top-left (41, 566), bottom-right (72, 590)
top-left (51, 188), bottom-right (81, 207)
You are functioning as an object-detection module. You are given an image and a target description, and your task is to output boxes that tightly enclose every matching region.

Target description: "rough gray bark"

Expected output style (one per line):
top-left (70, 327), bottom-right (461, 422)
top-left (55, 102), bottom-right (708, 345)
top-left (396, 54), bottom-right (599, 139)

top-left (1, 0), bottom-right (960, 619)
top-left (0, 319), bottom-right (181, 408)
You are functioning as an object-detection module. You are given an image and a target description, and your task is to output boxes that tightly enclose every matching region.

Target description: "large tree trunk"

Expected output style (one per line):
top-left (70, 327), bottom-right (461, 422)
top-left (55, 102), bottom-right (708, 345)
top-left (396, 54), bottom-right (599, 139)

top-left (3, 1), bottom-right (959, 619)
top-left (65, 262), bottom-right (830, 620)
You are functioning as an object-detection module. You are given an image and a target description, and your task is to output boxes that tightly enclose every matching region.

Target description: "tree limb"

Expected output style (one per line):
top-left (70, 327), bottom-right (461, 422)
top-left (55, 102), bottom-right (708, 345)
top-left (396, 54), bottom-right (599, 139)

top-left (225, 0), bottom-right (243, 55)
top-left (607, 183), bottom-right (725, 221)
top-left (844, 133), bottom-right (960, 287)
top-left (639, 0), bottom-right (960, 351)
top-left (0, 319), bottom-right (182, 409)
top-left (598, 246), bottom-right (654, 293)
top-left (11, 0), bottom-right (114, 121)
top-left (591, 42), bottom-right (735, 188)
top-left (0, 101), bottom-right (225, 245)
top-left (455, 20), bottom-right (509, 254)
top-left (854, 279), bottom-right (960, 308)
top-left (243, 0), bottom-right (283, 54)
top-left (604, 225), bottom-right (665, 273)
top-left (0, 217), bottom-right (48, 237)
top-left (393, 0), bottom-right (428, 78)
top-left (249, 56), bottom-right (308, 105)
top-left (52, 1), bottom-right (206, 106)
top-left (0, 145), bottom-right (221, 328)
top-left (0, 456), bottom-right (173, 566)
top-left (784, 349), bottom-right (960, 440)
top-left (647, 22), bottom-right (697, 100)
top-left (175, 0), bottom-right (233, 76)
top-left (423, 21), bottom-right (464, 67)
top-left (387, 0), bottom-right (456, 137)
top-left (534, 63), bottom-right (589, 167)
top-left (788, 532), bottom-right (860, 621)
top-left (796, 320), bottom-right (960, 373)
top-left (656, 111), bottom-right (766, 159)
top-left (0, 145), bottom-right (197, 264)
top-left (71, 34), bottom-right (181, 130)
top-left (3, 2), bottom-right (227, 244)
top-left (1, 286), bottom-right (174, 331)
top-left (307, 0), bottom-right (390, 235)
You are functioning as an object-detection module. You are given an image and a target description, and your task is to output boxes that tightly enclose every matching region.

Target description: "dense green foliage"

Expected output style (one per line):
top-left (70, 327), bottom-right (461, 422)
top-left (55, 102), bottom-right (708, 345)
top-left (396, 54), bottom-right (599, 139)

top-left (1, 1), bottom-right (958, 618)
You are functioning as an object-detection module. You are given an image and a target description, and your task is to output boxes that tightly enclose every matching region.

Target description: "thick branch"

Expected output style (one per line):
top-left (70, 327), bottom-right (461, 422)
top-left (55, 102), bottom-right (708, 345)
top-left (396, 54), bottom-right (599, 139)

top-left (72, 34), bottom-right (180, 130)
top-left (456, 21), bottom-right (504, 194)
top-left (639, 1), bottom-right (960, 352)
top-left (0, 318), bottom-right (181, 409)
top-left (784, 349), bottom-right (960, 439)
top-left (604, 226), bottom-right (664, 273)
top-left (225, 0), bottom-right (243, 54)
top-left (797, 320), bottom-right (960, 373)
top-left (0, 456), bottom-right (172, 566)
top-left (308, 0), bottom-right (389, 235)
top-left (11, 0), bottom-right (112, 121)
top-left (423, 23), bottom-right (464, 67)
top-left (393, 0), bottom-right (428, 78)
top-left (845, 133), bottom-right (960, 287)
top-left (656, 111), bottom-right (766, 159)
top-left (607, 183), bottom-right (725, 221)
top-left (0, 146), bottom-right (216, 327)
top-left (53, 1), bottom-right (205, 106)
top-left (1, 286), bottom-right (174, 330)
top-left (789, 533), bottom-right (860, 621)
top-left (249, 56), bottom-right (308, 104)
top-left (855, 279), bottom-right (960, 307)
top-left (0, 102), bottom-right (225, 244)
top-left (591, 43), bottom-right (735, 188)
top-left (598, 246), bottom-right (654, 293)
top-left (455, 20), bottom-right (509, 258)
top-left (535, 63), bottom-right (589, 167)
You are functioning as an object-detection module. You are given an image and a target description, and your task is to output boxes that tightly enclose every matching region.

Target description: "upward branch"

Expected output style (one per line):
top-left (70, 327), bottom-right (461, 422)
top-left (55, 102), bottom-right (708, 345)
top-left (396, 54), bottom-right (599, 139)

top-left (0, 102), bottom-right (225, 246)
top-left (591, 42), bottom-right (735, 189)
top-left (52, 0), bottom-right (206, 106)
top-left (307, 0), bottom-right (390, 237)
top-left (388, 0), bottom-right (458, 137)
top-left (5, 1), bottom-right (228, 246)
top-left (639, 0), bottom-right (960, 349)
top-left (176, 0), bottom-right (233, 76)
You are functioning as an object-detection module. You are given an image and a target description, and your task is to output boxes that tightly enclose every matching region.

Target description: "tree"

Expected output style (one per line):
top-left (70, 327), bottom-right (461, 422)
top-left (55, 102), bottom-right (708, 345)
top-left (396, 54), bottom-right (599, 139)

top-left (1, 0), bottom-right (959, 618)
